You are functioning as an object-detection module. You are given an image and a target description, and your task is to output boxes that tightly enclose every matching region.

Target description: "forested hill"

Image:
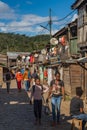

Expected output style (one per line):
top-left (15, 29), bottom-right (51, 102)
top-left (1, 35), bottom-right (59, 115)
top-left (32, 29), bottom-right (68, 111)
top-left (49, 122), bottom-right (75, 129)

top-left (0, 33), bottom-right (50, 54)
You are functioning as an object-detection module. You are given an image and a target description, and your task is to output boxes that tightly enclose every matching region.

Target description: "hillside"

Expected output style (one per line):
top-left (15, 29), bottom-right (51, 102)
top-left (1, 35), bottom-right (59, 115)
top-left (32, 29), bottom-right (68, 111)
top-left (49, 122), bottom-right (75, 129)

top-left (0, 33), bottom-right (50, 54)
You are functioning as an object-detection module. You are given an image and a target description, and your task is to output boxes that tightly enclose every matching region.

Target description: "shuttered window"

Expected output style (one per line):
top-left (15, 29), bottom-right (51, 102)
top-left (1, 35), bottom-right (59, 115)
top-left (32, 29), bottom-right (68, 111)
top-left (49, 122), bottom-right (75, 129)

top-left (70, 38), bottom-right (78, 54)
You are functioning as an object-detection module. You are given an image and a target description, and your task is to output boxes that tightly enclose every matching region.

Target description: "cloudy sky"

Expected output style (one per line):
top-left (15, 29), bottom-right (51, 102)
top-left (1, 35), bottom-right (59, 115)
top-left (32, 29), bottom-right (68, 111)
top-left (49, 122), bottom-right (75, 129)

top-left (0, 0), bottom-right (77, 36)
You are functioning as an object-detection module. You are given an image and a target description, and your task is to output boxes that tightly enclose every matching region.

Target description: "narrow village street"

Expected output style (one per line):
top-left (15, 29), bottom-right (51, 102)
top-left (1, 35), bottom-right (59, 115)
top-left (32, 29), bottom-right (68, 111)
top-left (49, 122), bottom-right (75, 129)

top-left (0, 0), bottom-right (86, 130)
top-left (0, 79), bottom-right (72, 130)
top-left (0, 79), bottom-right (87, 130)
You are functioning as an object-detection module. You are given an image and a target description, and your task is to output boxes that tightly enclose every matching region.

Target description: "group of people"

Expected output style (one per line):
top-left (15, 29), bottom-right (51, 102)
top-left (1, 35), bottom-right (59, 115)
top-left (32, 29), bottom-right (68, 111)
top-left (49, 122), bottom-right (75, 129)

top-left (29, 71), bottom-right (87, 130)
top-left (5, 67), bottom-right (38, 93)
top-left (5, 67), bottom-right (87, 129)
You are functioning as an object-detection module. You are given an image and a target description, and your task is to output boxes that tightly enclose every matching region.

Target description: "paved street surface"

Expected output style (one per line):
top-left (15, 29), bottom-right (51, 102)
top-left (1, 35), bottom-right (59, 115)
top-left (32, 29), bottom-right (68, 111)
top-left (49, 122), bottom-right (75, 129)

top-left (0, 80), bottom-right (87, 130)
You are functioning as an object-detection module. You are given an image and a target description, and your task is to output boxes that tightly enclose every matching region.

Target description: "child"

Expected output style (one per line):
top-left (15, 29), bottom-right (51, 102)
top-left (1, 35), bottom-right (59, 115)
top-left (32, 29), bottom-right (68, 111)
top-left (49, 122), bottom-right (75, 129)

top-left (30, 77), bottom-right (48, 125)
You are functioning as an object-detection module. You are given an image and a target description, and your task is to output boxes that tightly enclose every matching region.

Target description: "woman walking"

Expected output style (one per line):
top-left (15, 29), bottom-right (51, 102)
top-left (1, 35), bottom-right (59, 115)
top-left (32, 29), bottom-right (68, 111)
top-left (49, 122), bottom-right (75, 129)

top-left (30, 77), bottom-right (48, 125)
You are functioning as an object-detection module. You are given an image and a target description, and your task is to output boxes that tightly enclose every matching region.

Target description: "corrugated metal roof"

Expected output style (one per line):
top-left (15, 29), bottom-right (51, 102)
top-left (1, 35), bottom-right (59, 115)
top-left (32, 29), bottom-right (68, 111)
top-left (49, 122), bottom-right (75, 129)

top-left (7, 52), bottom-right (30, 59)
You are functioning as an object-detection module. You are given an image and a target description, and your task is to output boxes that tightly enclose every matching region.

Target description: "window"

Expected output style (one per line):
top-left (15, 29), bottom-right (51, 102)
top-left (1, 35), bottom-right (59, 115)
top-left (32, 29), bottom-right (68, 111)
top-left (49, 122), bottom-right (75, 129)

top-left (70, 26), bottom-right (77, 37)
top-left (78, 7), bottom-right (84, 27)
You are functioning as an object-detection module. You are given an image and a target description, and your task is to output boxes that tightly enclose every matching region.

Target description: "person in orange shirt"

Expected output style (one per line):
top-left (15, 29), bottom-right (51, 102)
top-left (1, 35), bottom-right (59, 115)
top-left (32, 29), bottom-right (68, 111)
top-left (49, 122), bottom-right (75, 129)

top-left (23, 68), bottom-right (31, 91)
top-left (15, 69), bottom-right (23, 92)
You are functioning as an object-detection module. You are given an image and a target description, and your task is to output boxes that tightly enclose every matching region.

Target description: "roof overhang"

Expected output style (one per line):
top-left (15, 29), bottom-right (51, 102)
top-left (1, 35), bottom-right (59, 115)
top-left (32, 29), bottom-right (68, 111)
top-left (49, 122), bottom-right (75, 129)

top-left (71, 0), bottom-right (85, 9)
top-left (53, 27), bottom-right (68, 38)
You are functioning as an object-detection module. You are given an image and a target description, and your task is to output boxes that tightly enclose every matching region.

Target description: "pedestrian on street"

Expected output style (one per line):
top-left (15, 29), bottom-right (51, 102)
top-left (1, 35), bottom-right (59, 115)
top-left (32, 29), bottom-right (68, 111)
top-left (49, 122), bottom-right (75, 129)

top-left (30, 77), bottom-right (48, 125)
top-left (46, 71), bottom-right (65, 126)
top-left (70, 87), bottom-right (87, 130)
top-left (5, 69), bottom-right (11, 93)
top-left (23, 68), bottom-right (31, 91)
top-left (31, 69), bottom-right (39, 85)
top-left (15, 69), bottom-right (23, 92)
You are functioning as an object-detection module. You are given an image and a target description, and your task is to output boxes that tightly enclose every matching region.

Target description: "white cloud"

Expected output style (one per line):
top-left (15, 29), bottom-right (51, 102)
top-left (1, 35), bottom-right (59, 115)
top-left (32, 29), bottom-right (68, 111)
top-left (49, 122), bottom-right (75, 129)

top-left (21, 14), bottom-right (49, 24)
top-left (0, 1), bottom-right (13, 13)
top-left (0, 1), bottom-right (16, 19)
top-left (0, 14), bottom-right (50, 33)
top-left (0, 1), bottom-right (59, 36)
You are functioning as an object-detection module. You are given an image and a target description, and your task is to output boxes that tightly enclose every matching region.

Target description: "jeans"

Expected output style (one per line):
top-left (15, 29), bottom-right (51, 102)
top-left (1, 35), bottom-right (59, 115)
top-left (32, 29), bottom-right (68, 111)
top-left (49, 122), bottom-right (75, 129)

top-left (51, 96), bottom-right (62, 122)
top-left (72, 114), bottom-right (87, 130)
top-left (24, 80), bottom-right (30, 91)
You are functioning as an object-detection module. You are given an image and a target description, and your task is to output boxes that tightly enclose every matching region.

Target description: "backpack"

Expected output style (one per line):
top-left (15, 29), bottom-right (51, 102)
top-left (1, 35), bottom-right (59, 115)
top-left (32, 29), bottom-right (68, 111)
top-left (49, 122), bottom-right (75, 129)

top-left (32, 85), bottom-right (43, 93)
top-left (6, 73), bottom-right (11, 81)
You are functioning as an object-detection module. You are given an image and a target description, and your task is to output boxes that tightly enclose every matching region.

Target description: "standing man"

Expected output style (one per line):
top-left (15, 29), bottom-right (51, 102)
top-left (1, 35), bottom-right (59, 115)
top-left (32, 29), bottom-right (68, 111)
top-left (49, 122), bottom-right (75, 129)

top-left (46, 71), bottom-right (65, 126)
top-left (5, 69), bottom-right (11, 93)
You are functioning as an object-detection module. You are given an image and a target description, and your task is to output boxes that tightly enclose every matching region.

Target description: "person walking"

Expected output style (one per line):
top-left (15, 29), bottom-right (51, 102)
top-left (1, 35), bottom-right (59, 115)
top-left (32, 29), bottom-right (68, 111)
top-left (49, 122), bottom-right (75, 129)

top-left (70, 87), bottom-right (87, 130)
top-left (15, 69), bottom-right (23, 92)
top-left (30, 69), bottom-right (39, 87)
top-left (46, 71), bottom-right (65, 126)
top-left (5, 69), bottom-right (11, 93)
top-left (30, 77), bottom-right (48, 125)
top-left (23, 68), bottom-right (31, 91)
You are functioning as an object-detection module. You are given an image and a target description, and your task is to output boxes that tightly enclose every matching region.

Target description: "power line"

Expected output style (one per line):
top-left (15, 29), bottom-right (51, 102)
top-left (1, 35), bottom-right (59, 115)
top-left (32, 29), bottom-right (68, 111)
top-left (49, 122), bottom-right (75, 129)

top-left (55, 13), bottom-right (75, 28)
top-left (52, 9), bottom-right (76, 22)
top-left (0, 10), bottom-right (76, 28)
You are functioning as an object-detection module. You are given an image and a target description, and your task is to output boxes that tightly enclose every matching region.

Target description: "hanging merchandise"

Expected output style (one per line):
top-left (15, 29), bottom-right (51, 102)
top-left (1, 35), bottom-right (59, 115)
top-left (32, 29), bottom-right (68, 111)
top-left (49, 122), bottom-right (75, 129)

top-left (34, 53), bottom-right (38, 58)
top-left (41, 49), bottom-right (46, 55)
top-left (61, 36), bottom-right (66, 46)
top-left (30, 55), bottom-right (34, 63)
top-left (22, 55), bottom-right (25, 59)
top-left (48, 68), bottom-right (52, 86)
top-left (34, 53), bottom-right (38, 63)
top-left (39, 66), bottom-right (44, 83)
top-left (38, 54), bottom-right (44, 63)
top-left (44, 68), bottom-right (48, 79)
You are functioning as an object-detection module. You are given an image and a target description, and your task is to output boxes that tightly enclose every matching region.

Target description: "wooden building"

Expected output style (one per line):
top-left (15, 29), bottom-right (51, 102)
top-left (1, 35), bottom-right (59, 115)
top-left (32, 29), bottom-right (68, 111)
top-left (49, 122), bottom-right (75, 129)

top-left (53, 19), bottom-right (85, 96)
top-left (0, 65), bottom-right (9, 87)
top-left (71, 0), bottom-right (87, 99)
top-left (71, 0), bottom-right (87, 51)
top-left (0, 54), bottom-right (7, 66)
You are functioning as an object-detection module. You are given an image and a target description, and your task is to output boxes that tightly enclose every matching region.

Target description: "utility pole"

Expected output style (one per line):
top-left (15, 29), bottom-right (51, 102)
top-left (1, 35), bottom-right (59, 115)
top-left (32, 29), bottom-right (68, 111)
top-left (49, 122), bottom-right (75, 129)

top-left (40, 8), bottom-right (52, 37)
top-left (49, 8), bottom-right (52, 38)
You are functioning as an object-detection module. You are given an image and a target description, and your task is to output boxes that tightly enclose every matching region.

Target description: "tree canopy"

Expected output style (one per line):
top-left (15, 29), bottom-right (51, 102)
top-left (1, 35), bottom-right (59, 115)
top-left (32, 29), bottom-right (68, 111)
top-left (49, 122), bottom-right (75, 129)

top-left (0, 33), bottom-right (50, 54)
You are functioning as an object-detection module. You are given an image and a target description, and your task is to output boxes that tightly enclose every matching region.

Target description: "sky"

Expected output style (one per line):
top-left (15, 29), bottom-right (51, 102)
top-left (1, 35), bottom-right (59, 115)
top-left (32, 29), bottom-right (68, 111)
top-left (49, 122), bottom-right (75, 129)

top-left (0, 0), bottom-right (77, 36)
